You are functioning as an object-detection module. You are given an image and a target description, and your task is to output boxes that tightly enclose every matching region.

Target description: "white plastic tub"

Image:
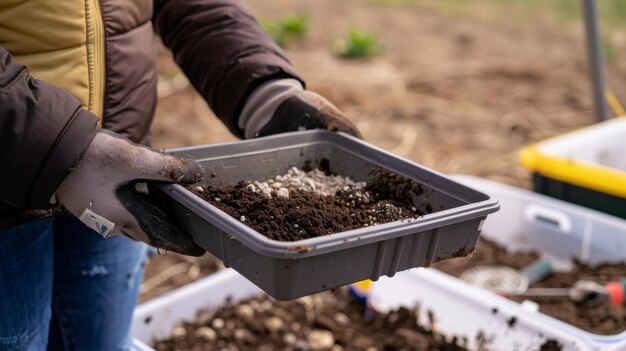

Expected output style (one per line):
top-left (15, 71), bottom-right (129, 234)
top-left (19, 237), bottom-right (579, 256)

top-left (369, 175), bottom-right (626, 351)
top-left (131, 269), bottom-right (262, 348)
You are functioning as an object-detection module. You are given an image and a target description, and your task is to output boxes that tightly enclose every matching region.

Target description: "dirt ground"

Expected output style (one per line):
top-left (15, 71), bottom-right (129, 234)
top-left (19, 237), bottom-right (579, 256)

top-left (141, 0), bottom-right (626, 300)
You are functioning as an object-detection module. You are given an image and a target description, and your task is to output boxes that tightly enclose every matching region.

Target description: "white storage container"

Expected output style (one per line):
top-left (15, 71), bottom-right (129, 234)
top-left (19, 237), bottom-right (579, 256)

top-left (131, 269), bottom-right (261, 348)
top-left (369, 175), bottom-right (626, 351)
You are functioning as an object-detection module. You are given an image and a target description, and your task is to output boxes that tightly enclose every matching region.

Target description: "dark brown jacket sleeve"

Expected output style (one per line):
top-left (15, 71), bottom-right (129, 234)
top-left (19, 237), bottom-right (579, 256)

top-left (153, 0), bottom-right (304, 137)
top-left (0, 47), bottom-right (98, 209)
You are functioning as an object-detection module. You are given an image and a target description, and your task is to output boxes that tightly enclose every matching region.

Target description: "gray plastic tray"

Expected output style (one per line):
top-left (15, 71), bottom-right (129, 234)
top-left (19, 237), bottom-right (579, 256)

top-left (149, 131), bottom-right (499, 300)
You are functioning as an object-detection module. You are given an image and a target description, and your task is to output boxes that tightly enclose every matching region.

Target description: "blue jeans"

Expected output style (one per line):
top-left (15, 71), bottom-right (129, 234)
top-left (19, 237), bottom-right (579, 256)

top-left (0, 215), bottom-right (148, 350)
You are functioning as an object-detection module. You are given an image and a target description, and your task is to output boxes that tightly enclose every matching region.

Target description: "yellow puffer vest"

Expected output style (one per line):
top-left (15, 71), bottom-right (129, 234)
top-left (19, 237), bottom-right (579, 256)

top-left (0, 0), bottom-right (157, 143)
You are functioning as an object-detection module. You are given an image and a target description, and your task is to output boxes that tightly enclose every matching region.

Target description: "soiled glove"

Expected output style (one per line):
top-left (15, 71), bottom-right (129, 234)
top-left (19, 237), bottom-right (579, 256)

top-left (239, 79), bottom-right (362, 139)
top-left (56, 130), bottom-right (205, 256)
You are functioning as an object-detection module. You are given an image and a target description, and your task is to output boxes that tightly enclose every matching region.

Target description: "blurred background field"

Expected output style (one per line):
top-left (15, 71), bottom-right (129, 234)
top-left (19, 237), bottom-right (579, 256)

top-left (142, 0), bottom-right (626, 299)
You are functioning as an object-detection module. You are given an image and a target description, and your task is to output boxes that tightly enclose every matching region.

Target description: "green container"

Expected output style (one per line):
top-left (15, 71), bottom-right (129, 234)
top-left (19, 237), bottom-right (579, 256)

top-left (532, 173), bottom-right (626, 219)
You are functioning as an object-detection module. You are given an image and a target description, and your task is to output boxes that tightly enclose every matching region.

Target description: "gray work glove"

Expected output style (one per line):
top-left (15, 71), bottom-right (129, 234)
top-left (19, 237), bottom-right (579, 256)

top-left (56, 130), bottom-right (205, 256)
top-left (239, 79), bottom-right (362, 139)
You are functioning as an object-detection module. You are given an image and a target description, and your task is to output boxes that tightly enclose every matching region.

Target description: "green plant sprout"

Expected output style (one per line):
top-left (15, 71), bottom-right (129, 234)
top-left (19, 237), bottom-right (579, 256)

top-left (332, 28), bottom-right (382, 59)
top-left (261, 13), bottom-right (308, 48)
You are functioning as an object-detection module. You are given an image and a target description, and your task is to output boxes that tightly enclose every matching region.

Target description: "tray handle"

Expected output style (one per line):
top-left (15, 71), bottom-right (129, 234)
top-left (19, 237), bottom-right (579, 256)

top-left (524, 204), bottom-right (572, 234)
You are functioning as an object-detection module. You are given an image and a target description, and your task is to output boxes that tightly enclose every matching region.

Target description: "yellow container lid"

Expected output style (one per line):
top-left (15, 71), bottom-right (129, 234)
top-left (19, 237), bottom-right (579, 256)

top-left (519, 118), bottom-right (626, 198)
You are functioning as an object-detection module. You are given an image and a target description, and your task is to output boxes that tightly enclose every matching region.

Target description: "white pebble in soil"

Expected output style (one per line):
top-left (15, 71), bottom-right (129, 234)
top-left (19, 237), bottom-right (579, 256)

top-left (171, 326), bottom-right (186, 338)
top-left (211, 318), bottom-right (225, 329)
top-left (248, 167), bottom-right (366, 199)
top-left (334, 312), bottom-right (350, 325)
top-left (195, 326), bottom-right (217, 341)
top-left (235, 304), bottom-right (254, 320)
top-left (283, 333), bottom-right (297, 345)
top-left (264, 317), bottom-right (284, 332)
top-left (308, 329), bottom-right (335, 350)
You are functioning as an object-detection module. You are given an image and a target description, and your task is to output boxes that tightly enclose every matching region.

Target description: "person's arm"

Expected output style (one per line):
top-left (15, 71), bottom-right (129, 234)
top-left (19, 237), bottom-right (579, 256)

top-left (153, 0), bottom-right (303, 137)
top-left (0, 48), bottom-right (204, 255)
top-left (0, 47), bottom-right (98, 209)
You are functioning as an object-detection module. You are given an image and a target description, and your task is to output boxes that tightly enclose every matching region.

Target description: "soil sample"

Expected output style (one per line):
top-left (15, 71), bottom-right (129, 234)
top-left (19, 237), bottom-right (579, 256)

top-left (154, 287), bottom-right (467, 351)
top-left (191, 167), bottom-right (430, 242)
top-left (540, 340), bottom-right (562, 351)
top-left (433, 239), bottom-right (626, 335)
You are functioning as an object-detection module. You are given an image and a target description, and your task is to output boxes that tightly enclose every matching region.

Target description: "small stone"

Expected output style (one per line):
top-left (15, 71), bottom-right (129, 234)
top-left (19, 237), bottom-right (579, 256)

top-left (331, 346), bottom-right (344, 351)
top-left (294, 339), bottom-right (309, 351)
top-left (264, 317), bottom-right (284, 332)
top-left (250, 300), bottom-right (262, 312)
top-left (211, 318), bottom-right (225, 329)
top-left (291, 322), bottom-right (302, 332)
top-left (308, 329), bottom-right (335, 350)
top-left (412, 206), bottom-right (417, 212)
top-left (234, 328), bottom-right (254, 341)
top-left (261, 300), bottom-right (273, 311)
top-left (236, 304), bottom-right (254, 320)
top-left (195, 327), bottom-right (216, 341)
top-left (240, 216), bottom-right (246, 222)
top-left (272, 182), bottom-right (283, 188)
top-left (354, 336), bottom-right (375, 348)
top-left (334, 312), bottom-right (350, 325)
top-left (172, 326), bottom-right (186, 338)
top-left (276, 188), bottom-right (289, 198)
top-left (214, 197), bottom-right (221, 202)
top-left (294, 224), bottom-right (299, 228)
top-left (194, 186), bottom-right (204, 192)
top-left (283, 333), bottom-right (297, 345)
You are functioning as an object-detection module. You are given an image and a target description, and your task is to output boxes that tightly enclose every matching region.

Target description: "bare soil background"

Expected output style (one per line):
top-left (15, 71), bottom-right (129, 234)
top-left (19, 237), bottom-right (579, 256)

top-left (141, 0), bottom-right (626, 300)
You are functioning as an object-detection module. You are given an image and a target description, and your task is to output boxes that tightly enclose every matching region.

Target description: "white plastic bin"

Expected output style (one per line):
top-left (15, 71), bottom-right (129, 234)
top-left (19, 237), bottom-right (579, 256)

top-left (131, 269), bottom-right (261, 347)
top-left (369, 175), bottom-right (626, 351)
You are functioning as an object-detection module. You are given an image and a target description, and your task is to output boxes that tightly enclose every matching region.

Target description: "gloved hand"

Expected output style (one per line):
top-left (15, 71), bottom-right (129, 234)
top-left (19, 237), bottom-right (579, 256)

top-left (238, 79), bottom-right (362, 139)
top-left (55, 130), bottom-right (205, 256)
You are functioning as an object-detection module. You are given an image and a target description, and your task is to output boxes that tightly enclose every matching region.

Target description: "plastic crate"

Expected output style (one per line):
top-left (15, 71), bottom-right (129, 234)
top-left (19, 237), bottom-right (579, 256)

top-left (520, 117), bottom-right (626, 219)
top-left (130, 269), bottom-right (585, 351)
top-left (149, 131), bottom-right (499, 300)
top-left (131, 269), bottom-right (262, 347)
top-left (368, 175), bottom-right (626, 351)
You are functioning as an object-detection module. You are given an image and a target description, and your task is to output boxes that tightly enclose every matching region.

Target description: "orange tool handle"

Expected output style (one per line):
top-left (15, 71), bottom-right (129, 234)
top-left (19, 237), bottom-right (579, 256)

top-left (606, 279), bottom-right (626, 306)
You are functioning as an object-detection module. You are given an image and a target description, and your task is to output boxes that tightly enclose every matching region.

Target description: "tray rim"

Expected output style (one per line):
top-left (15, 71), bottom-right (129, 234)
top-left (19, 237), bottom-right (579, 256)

top-left (157, 131), bottom-right (500, 258)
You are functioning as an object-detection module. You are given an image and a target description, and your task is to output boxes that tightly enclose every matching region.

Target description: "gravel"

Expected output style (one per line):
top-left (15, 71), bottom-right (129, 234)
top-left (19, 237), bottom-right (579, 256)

top-left (245, 167), bottom-right (366, 198)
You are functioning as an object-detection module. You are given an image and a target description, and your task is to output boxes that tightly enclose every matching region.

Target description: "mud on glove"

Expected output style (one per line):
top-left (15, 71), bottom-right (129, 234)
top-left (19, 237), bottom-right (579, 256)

top-left (238, 79), bottom-right (362, 139)
top-left (55, 130), bottom-right (205, 256)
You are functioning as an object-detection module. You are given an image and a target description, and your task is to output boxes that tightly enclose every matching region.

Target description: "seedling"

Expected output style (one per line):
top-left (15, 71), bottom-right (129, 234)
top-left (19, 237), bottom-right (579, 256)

top-left (260, 13), bottom-right (308, 48)
top-left (332, 28), bottom-right (382, 59)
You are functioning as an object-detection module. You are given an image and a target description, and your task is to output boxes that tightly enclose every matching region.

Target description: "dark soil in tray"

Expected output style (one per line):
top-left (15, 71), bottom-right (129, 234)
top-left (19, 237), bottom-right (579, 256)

top-left (154, 287), bottom-right (467, 351)
top-left (191, 170), bottom-right (430, 242)
top-left (433, 239), bottom-right (626, 335)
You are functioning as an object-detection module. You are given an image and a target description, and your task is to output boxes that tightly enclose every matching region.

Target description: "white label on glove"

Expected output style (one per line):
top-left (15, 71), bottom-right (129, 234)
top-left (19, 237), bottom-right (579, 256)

top-left (79, 208), bottom-right (115, 238)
